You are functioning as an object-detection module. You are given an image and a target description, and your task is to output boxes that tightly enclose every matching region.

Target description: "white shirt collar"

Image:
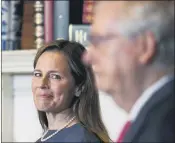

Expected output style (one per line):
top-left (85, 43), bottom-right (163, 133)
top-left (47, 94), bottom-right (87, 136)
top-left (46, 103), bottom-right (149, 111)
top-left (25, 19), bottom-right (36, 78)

top-left (129, 74), bottom-right (174, 121)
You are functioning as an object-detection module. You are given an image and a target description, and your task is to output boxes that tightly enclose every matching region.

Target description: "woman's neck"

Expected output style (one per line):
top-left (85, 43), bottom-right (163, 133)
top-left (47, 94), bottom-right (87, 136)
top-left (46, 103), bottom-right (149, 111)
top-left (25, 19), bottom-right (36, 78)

top-left (46, 108), bottom-right (77, 130)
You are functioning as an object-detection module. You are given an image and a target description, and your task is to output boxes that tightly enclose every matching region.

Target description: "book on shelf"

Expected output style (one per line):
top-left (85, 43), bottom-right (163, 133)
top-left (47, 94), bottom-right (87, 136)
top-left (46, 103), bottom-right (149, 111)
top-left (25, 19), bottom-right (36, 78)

top-left (2, 1), bottom-right (93, 50)
top-left (1, 1), bottom-right (10, 50)
top-left (54, 1), bottom-right (69, 40)
top-left (69, 24), bottom-right (90, 47)
top-left (44, 0), bottom-right (53, 43)
top-left (2, 1), bottom-right (24, 50)
top-left (9, 1), bottom-right (24, 50)
top-left (34, 1), bottom-right (44, 49)
top-left (82, 0), bottom-right (94, 24)
top-left (82, 13), bottom-right (93, 25)
top-left (21, 1), bottom-right (35, 50)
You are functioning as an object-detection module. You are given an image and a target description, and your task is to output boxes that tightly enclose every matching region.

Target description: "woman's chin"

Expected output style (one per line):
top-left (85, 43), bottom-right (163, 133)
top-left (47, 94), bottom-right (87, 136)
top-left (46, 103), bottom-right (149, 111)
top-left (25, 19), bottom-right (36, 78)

top-left (36, 104), bottom-right (53, 112)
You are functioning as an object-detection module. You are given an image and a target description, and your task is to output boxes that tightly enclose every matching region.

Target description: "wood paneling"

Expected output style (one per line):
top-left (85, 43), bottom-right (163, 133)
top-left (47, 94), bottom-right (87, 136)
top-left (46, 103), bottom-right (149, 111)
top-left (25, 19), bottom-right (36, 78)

top-left (21, 1), bottom-right (35, 50)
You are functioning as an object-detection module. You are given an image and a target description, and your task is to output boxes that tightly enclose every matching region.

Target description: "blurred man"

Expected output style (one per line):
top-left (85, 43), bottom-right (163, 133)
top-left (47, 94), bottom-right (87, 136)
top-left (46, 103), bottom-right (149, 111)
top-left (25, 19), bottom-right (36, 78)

top-left (83, 1), bottom-right (174, 142)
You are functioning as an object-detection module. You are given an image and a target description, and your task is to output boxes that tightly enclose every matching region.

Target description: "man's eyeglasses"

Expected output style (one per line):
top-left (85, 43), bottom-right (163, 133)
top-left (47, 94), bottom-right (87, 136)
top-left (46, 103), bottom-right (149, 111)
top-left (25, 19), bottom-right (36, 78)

top-left (88, 34), bottom-right (120, 47)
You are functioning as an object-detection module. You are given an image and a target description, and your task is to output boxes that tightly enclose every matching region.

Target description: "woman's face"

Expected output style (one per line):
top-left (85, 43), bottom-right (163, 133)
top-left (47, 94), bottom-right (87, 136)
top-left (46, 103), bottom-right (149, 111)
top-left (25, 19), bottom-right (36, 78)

top-left (32, 51), bottom-right (75, 113)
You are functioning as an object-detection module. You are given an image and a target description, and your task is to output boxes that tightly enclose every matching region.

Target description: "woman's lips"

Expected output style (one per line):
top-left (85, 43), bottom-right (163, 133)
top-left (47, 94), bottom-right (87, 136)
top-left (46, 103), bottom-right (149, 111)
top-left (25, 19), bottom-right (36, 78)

top-left (38, 90), bottom-right (53, 99)
top-left (39, 93), bottom-right (53, 98)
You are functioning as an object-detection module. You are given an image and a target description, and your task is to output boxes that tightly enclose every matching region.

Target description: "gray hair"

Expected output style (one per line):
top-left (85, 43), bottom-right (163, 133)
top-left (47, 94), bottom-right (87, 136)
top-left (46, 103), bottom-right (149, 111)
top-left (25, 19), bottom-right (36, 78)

top-left (118, 1), bottom-right (174, 68)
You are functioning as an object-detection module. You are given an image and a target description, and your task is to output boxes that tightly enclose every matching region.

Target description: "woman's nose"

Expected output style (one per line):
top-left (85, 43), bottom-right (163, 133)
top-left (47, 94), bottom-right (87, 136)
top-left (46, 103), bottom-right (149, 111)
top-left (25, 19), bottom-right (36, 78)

top-left (40, 76), bottom-right (49, 89)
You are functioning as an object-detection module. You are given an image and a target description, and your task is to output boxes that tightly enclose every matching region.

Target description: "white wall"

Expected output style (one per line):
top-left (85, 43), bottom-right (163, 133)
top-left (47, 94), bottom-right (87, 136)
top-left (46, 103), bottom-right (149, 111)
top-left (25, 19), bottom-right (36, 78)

top-left (2, 74), bottom-right (42, 142)
top-left (99, 91), bottom-right (127, 141)
top-left (13, 75), bottom-right (42, 142)
top-left (2, 74), bottom-right (14, 142)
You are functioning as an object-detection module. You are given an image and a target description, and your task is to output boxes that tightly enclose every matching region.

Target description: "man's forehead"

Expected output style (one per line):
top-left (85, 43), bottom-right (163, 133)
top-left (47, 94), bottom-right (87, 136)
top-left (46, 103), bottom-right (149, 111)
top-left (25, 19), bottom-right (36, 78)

top-left (91, 1), bottom-right (124, 36)
top-left (91, 1), bottom-right (146, 36)
top-left (95, 1), bottom-right (125, 10)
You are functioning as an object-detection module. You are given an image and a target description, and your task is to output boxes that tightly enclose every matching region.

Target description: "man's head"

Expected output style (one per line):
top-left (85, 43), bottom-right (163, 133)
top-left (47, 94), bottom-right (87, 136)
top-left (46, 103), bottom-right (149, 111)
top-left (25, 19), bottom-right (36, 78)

top-left (83, 1), bottom-right (174, 108)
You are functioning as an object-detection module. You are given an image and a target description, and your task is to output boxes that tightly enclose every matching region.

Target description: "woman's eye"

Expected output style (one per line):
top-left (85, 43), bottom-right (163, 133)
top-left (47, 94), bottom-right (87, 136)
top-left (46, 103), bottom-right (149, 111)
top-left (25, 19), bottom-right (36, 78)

top-left (49, 74), bottom-right (61, 80)
top-left (33, 72), bottom-right (42, 77)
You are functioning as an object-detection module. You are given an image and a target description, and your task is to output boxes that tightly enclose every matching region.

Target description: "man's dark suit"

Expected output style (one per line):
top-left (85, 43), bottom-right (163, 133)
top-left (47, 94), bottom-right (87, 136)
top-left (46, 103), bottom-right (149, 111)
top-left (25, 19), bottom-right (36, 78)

top-left (123, 78), bottom-right (175, 142)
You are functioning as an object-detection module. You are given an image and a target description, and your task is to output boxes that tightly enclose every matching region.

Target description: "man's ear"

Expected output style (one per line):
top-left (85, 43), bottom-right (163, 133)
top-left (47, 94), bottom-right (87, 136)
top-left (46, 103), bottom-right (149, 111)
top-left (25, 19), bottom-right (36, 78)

top-left (138, 31), bottom-right (156, 65)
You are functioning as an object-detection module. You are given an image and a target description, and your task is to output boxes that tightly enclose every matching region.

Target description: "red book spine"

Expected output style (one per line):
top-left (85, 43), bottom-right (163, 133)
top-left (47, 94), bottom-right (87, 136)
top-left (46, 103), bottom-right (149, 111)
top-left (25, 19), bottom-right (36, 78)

top-left (44, 0), bottom-right (53, 43)
top-left (82, 0), bottom-right (94, 24)
top-left (82, 13), bottom-right (93, 24)
top-left (83, 1), bottom-right (93, 13)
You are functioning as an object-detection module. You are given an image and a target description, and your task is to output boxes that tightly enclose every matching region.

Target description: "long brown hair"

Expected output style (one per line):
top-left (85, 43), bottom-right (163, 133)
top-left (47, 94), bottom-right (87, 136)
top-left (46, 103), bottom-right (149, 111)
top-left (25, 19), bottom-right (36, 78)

top-left (33, 40), bottom-right (110, 142)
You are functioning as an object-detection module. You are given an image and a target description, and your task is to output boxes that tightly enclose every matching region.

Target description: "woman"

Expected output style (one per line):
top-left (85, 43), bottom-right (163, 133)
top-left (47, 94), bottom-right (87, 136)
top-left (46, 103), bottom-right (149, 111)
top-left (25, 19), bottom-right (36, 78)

top-left (32, 39), bottom-right (110, 142)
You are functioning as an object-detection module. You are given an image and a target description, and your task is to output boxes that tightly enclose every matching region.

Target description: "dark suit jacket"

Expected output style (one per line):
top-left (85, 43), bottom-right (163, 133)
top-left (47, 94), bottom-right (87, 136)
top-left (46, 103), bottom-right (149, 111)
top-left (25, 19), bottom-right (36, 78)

top-left (123, 78), bottom-right (175, 142)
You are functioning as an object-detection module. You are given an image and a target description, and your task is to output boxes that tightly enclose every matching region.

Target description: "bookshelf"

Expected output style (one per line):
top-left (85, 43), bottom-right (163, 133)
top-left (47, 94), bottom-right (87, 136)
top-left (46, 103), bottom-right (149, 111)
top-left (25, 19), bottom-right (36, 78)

top-left (2, 0), bottom-right (94, 72)
top-left (2, 0), bottom-right (94, 73)
top-left (2, 0), bottom-right (91, 50)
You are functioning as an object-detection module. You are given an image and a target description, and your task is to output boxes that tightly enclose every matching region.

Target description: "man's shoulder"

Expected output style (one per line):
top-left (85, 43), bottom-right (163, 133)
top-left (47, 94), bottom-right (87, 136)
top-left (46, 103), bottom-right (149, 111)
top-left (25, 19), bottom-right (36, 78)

top-left (145, 78), bottom-right (174, 115)
top-left (136, 88), bottom-right (174, 142)
top-left (124, 81), bottom-right (175, 142)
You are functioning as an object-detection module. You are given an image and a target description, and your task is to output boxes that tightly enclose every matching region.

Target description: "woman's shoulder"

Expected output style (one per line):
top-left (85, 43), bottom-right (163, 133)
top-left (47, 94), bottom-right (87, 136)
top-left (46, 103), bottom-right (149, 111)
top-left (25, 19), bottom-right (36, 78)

top-left (65, 123), bottom-right (103, 142)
